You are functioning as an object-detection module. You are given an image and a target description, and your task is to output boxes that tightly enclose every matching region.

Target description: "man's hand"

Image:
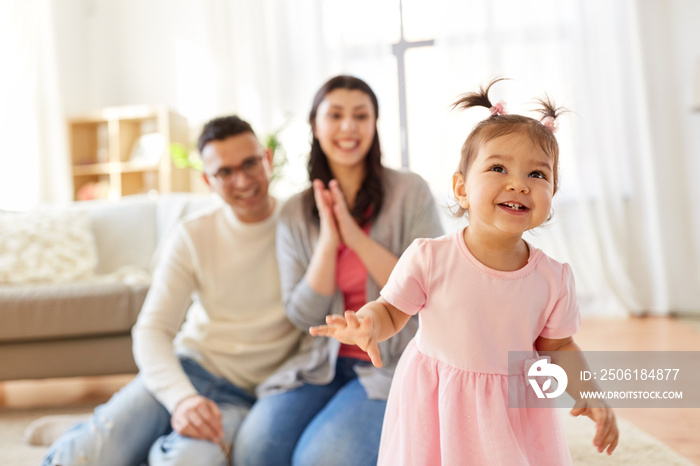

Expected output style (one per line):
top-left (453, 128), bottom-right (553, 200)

top-left (310, 311), bottom-right (383, 368)
top-left (171, 395), bottom-right (224, 443)
top-left (570, 400), bottom-right (619, 455)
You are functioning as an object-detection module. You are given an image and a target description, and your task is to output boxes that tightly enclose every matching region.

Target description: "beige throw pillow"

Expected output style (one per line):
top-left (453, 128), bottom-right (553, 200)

top-left (0, 209), bottom-right (98, 284)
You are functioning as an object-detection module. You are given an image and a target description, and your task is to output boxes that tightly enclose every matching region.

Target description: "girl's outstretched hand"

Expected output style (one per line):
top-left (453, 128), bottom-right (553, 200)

top-left (310, 311), bottom-right (383, 368)
top-left (570, 400), bottom-right (619, 455)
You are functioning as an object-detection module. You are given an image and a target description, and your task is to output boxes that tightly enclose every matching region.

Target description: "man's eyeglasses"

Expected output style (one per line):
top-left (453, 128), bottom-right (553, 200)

top-left (206, 155), bottom-right (265, 182)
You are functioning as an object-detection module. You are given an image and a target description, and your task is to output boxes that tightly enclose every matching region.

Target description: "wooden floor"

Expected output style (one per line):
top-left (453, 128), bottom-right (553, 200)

top-left (1, 316), bottom-right (699, 464)
top-left (574, 316), bottom-right (700, 465)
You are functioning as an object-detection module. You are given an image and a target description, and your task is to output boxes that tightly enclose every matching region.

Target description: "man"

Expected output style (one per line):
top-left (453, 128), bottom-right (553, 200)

top-left (42, 116), bottom-right (302, 466)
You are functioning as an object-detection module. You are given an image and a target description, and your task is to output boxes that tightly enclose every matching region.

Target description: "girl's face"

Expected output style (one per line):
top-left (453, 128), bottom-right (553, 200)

top-left (453, 132), bottom-right (554, 238)
top-left (313, 89), bottom-right (376, 173)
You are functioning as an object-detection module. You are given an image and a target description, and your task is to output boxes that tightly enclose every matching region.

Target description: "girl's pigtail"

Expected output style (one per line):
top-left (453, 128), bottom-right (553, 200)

top-left (452, 78), bottom-right (508, 116)
top-left (534, 95), bottom-right (566, 133)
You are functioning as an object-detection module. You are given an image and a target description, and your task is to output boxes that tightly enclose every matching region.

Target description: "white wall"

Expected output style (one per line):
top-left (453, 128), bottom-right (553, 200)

top-left (52, 0), bottom-right (128, 113)
top-left (52, 0), bottom-right (244, 124)
top-left (636, 0), bottom-right (700, 313)
top-left (51, 0), bottom-right (89, 115)
top-left (53, 0), bottom-right (167, 114)
top-left (668, 0), bottom-right (700, 313)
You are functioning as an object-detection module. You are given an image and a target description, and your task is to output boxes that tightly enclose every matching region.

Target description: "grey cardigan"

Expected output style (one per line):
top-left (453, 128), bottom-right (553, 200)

top-left (257, 168), bottom-right (444, 399)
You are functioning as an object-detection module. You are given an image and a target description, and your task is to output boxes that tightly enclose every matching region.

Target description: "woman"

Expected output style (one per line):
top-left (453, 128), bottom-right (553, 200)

top-left (233, 75), bottom-right (444, 466)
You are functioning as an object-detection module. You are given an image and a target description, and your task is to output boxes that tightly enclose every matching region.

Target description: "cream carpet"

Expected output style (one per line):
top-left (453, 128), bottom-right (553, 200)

top-left (0, 406), bottom-right (693, 465)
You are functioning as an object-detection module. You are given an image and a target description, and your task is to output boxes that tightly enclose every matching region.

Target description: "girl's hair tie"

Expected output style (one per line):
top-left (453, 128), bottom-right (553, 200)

top-left (541, 116), bottom-right (558, 133)
top-left (489, 101), bottom-right (507, 116)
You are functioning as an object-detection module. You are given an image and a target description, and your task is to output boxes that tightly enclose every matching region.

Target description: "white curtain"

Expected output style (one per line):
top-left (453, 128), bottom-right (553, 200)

top-left (206, 0), bottom-right (673, 317)
top-left (422, 0), bottom-right (671, 316)
top-left (0, 0), bottom-right (71, 211)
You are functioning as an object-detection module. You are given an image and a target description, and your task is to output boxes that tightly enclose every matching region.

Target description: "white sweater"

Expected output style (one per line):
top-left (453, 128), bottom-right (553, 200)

top-left (132, 199), bottom-right (302, 413)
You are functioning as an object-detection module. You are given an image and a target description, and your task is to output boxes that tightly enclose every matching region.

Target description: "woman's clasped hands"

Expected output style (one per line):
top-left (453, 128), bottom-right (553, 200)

top-left (312, 178), bottom-right (367, 251)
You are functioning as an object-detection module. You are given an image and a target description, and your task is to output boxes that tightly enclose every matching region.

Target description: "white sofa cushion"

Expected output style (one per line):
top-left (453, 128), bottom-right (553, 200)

top-left (81, 196), bottom-right (158, 274)
top-left (80, 193), bottom-right (217, 274)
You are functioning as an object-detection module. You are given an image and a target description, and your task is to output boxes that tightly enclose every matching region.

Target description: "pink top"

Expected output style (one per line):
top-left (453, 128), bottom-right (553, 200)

top-left (377, 228), bottom-right (580, 465)
top-left (336, 225), bottom-right (371, 362)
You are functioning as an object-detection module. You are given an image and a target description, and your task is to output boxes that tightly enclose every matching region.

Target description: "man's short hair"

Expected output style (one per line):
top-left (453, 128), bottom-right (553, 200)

top-left (197, 115), bottom-right (256, 153)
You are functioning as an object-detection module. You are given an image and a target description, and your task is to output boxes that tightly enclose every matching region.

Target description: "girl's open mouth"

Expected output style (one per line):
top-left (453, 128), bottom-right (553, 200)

top-left (499, 202), bottom-right (530, 212)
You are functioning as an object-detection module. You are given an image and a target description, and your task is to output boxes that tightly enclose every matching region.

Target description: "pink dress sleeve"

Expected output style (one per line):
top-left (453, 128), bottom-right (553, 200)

top-left (539, 263), bottom-right (581, 339)
top-left (380, 238), bottom-right (431, 316)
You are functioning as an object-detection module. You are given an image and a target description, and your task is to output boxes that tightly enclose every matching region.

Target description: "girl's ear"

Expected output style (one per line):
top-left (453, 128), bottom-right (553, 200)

top-left (452, 172), bottom-right (469, 210)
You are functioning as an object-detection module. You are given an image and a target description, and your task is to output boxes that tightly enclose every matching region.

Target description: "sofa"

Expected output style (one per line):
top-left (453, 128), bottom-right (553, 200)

top-left (0, 193), bottom-right (217, 381)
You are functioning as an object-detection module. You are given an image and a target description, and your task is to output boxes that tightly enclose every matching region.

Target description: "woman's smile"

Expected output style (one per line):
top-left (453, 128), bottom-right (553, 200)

top-left (314, 88), bottom-right (376, 171)
top-left (336, 139), bottom-right (360, 150)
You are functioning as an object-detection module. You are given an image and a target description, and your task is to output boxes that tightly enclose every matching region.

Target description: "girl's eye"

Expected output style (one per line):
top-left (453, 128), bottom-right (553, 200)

top-left (529, 171), bottom-right (546, 179)
top-left (489, 165), bottom-right (506, 173)
top-left (354, 113), bottom-right (369, 120)
top-left (328, 112), bottom-right (342, 119)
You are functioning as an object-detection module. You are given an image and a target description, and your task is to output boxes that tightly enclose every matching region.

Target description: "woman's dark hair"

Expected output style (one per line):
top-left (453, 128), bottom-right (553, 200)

top-left (197, 115), bottom-right (255, 153)
top-left (303, 75), bottom-right (384, 226)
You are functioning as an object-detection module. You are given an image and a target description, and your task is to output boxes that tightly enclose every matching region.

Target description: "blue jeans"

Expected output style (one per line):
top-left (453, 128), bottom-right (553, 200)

top-left (233, 358), bottom-right (386, 466)
top-left (42, 358), bottom-right (255, 466)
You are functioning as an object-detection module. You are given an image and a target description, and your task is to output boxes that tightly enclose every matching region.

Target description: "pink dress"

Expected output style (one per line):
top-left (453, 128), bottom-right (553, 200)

top-left (378, 228), bottom-right (580, 465)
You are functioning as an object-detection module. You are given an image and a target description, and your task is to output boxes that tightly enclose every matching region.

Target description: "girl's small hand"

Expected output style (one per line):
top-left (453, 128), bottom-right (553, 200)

top-left (328, 179), bottom-right (366, 251)
top-left (313, 179), bottom-right (339, 249)
top-left (309, 311), bottom-right (383, 368)
top-left (570, 401), bottom-right (619, 455)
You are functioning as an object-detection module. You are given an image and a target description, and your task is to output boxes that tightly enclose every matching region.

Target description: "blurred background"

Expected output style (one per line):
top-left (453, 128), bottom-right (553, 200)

top-left (0, 0), bottom-right (699, 318)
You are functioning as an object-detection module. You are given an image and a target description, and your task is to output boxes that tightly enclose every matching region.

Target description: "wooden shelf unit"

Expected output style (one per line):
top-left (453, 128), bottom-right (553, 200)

top-left (68, 105), bottom-right (191, 200)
